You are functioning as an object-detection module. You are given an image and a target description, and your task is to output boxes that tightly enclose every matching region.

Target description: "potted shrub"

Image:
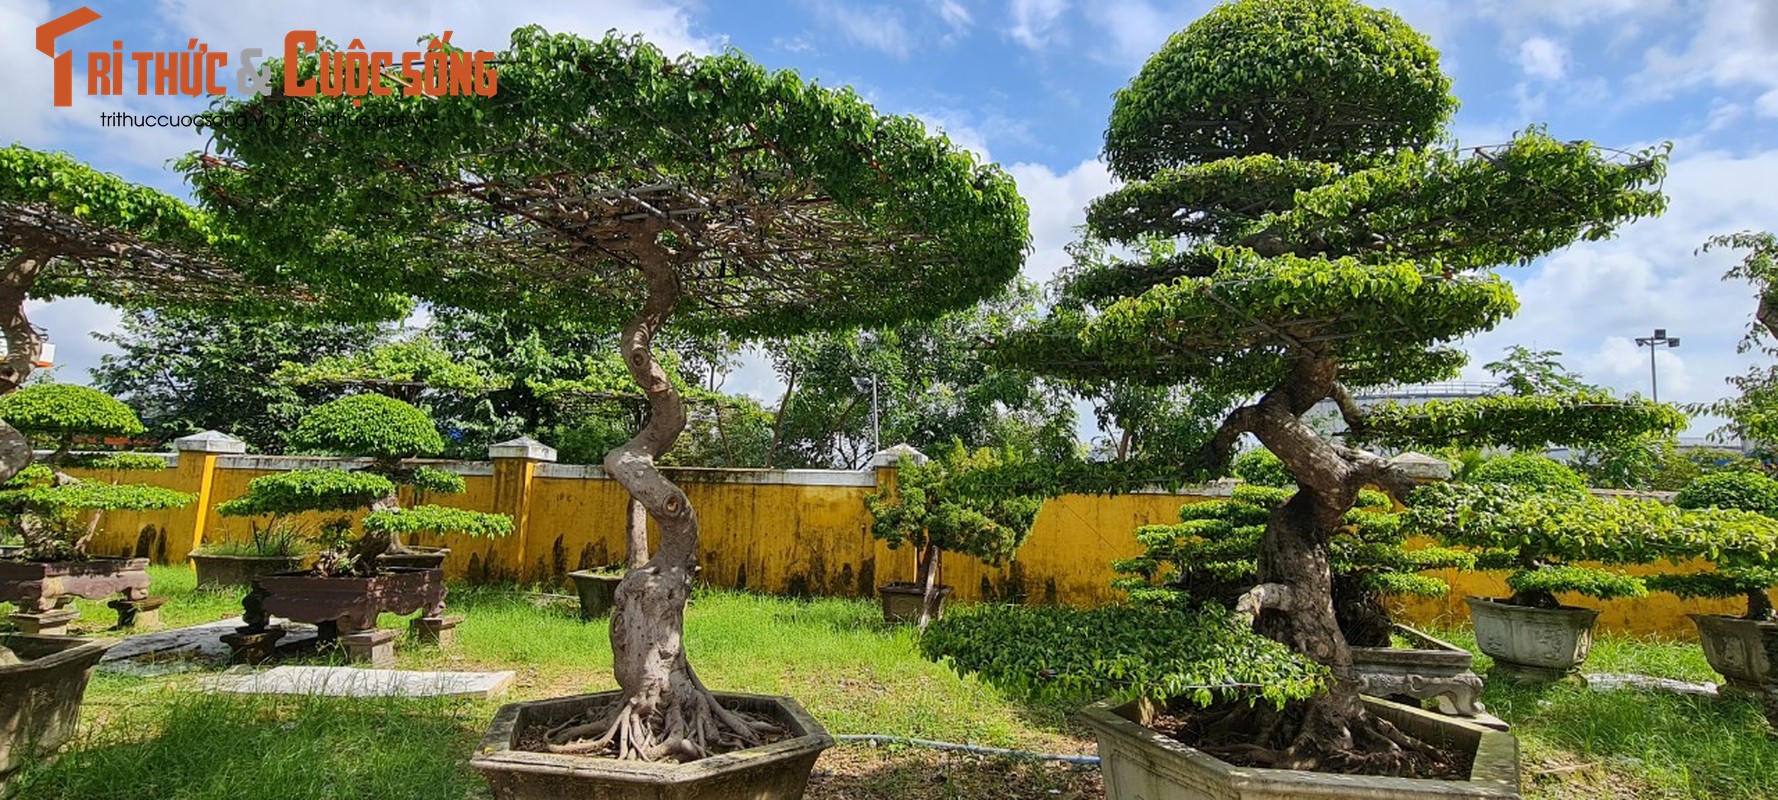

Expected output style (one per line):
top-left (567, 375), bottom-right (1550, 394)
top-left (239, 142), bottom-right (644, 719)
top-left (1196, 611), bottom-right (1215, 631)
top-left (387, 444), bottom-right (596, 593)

top-left (188, 518), bottom-right (313, 588)
top-left (215, 397), bottom-right (512, 662)
top-left (1409, 455), bottom-right (1656, 682)
top-left (193, 25), bottom-right (1025, 796)
top-left (0, 385), bottom-right (193, 633)
top-left (864, 443), bottom-right (1044, 628)
top-left (1115, 475), bottom-right (1486, 716)
top-left (1650, 470), bottom-right (1778, 696)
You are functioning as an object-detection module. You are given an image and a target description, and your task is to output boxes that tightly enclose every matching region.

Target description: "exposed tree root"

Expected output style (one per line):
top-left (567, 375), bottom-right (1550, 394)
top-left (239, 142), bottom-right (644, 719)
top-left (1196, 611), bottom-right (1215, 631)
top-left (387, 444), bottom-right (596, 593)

top-left (1158, 697), bottom-right (1462, 779)
top-left (543, 681), bottom-right (784, 762)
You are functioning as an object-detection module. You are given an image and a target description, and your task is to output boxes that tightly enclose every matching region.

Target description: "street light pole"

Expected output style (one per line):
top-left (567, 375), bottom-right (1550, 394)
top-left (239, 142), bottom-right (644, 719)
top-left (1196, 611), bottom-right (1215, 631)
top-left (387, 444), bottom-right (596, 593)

top-left (1633, 328), bottom-right (1680, 402)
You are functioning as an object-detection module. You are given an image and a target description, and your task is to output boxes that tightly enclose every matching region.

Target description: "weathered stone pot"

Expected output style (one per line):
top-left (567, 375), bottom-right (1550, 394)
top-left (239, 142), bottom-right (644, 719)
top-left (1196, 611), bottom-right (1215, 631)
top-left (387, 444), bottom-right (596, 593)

top-left (472, 691), bottom-right (833, 800)
top-left (878, 582), bottom-right (952, 625)
top-left (189, 553), bottom-right (311, 589)
top-left (242, 567), bottom-right (447, 632)
top-left (566, 570), bottom-right (624, 620)
top-left (376, 547), bottom-right (450, 570)
top-left (0, 634), bottom-right (118, 778)
top-left (1082, 694), bottom-right (1520, 799)
top-left (1690, 614), bottom-right (1777, 697)
top-left (0, 558), bottom-right (150, 613)
top-left (1465, 596), bottom-right (1598, 683)
top-left (1352, 624), bottom-right (1487, 717)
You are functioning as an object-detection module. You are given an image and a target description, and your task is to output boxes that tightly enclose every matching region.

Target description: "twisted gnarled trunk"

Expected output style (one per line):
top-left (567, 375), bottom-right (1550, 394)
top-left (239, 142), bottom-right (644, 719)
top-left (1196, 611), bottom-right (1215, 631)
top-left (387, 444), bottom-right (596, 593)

top-left (546, 255), bottom-right (774, 761)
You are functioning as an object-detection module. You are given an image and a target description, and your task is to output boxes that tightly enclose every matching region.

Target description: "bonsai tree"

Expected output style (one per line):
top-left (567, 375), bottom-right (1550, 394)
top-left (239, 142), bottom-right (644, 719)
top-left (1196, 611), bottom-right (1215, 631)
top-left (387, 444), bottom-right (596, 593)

top-left (863, 443), bottom-right (1046, 627)
top-left (1648, 470), bottom-right (1778, 620)
top-left (189, 28), bottom-right (1026, 761)
top-left (994, 0), bottom-right (1675, 772)
top-left (219, 395), bottom-right (511, 572)
top-left (1408, 455), bottom-right (1654, 608)
top-left (1115, 481), bottom-right (1474, 647)
top-left (0, 383), bottom-right (145, 465)
top-left (0, 385), bottom-right (192, 561)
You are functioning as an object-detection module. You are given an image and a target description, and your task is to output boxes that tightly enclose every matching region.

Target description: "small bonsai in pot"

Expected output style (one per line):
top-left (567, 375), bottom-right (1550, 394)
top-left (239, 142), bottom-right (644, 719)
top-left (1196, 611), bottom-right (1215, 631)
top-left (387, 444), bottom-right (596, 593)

top-left (281, 394), bottom-right (497, 569)
top-left (0, 386), bottom-right (192, 632)
top-left (864, 443), bottom-right (1044, 627)
top-left (1409, 455), bottom-right (1657, 681)
top-left (1649, 470), bottom-right (1778, 694)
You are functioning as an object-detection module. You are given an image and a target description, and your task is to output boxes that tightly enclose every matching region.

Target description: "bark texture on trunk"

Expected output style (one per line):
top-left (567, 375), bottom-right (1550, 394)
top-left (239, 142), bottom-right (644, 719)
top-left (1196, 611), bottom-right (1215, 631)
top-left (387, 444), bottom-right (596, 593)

top-left (623, 498), bottom-right (649, 569)
top-left (1227, 358), bottom-right (1435, 772)
top-left (915, 542), bottom-right (942, 629)
top-left (0, 251), bottom-right (47, 486)
top-left (548, 251), bottom-right (775, 761)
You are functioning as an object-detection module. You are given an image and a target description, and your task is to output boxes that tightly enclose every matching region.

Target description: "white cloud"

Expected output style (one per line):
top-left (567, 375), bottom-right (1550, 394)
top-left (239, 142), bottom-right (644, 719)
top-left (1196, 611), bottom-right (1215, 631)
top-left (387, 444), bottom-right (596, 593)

top-left (931, 0), bottom-right (973, 32)
top-left (1634, 0), bottom-right (1778, 109)
top-left (1007, 0), bottom-right (1068, 50)
top-left (805, 2), bottom-right (913, 58)
top-left (1085, 0), bottom-right (1201, 67)
top-left (1006, 158), bottom-right (1116, 285)
top-left (1456, 146), bottom-right (1778, 433)
top-left (1517, 36), bottom-right (1568, 81)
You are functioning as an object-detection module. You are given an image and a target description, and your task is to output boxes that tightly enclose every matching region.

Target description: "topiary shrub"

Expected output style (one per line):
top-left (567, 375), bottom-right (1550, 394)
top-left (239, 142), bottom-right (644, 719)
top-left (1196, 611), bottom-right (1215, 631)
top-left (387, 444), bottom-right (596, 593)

top-left (1653, 470), bottom-right (1778, 619)
top-left (864, 443), bottom-right (1046, 627)
top-left (288, 394), bottom-right (444, 462)
top-left (921, 601), bottom-right (1326, 709)
top-left (0, 384), bottom-right (146, 464)
top-left (0, 462), bottom-right (192, 561)
top-left (1468, 453), bottom-right (1587, 494)
top-left (1114, 485), bottom-right (1472, 646)
top-left (1231, 448), bottom-right (1293, 488)
top-left (216, 467), bottom-right (509, 577)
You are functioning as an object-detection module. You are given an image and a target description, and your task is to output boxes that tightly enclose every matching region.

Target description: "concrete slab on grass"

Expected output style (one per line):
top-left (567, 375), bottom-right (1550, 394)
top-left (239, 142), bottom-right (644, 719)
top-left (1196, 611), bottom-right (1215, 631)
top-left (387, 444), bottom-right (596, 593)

top-left (201, 665), bottom-right (516, 699)
top-left (98, 617), bottom-right (317, 673)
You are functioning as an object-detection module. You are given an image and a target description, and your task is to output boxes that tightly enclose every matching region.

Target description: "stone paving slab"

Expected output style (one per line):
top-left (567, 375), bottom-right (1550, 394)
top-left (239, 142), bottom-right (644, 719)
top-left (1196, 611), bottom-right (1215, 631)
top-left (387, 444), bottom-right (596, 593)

top-left (1585, 672), bottom-right (1719, 697)
top-left (97, 617), bottom-right (317, 674)
top-left (200, 665), bottom-right (516, 699)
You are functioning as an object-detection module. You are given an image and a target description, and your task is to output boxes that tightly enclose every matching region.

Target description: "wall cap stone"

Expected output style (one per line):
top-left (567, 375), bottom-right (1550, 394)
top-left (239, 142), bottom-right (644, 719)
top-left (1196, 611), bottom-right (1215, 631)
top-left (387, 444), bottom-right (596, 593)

top-left (488, 437), bottom-right (557, 462)
top-left (173, 430), bottom-right (248, 454)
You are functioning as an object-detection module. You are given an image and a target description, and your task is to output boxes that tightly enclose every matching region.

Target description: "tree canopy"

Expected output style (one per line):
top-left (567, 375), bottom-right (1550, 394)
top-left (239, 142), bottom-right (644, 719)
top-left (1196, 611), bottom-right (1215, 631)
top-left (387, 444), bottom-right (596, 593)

top-left (188, 29), bottom-right (1027, 336)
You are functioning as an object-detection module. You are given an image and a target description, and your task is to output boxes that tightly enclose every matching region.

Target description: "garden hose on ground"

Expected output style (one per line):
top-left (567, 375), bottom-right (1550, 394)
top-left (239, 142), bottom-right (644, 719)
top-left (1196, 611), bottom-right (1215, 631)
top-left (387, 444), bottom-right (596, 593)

top-left (833, 734), bottom-right (1100, 765)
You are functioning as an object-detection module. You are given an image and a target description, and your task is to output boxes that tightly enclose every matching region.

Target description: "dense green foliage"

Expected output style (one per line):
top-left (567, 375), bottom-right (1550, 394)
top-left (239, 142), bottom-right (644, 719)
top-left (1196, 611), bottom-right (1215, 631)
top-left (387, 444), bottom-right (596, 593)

top-left (1691, 231), bottom-right (1778, 451)
top-left (0, 384), bottom-right (144, 441)
top-left (1469, 454), bottom-right (1589, 493)
top-left (288, 395), bottom-right (445, 461)
top-left (92, 309), bottom-right (385, 453)
top-left (1102, 0), bottom-right (1453, 177)
top-left (1231, 448), bottom-right (1293, 487)
top-left (920, 602), bottom-right (1325, 707)
top-left (1113, 485), bottom-right (1472, 644)
top-left (275, 337), bottom-right (506, 399)
top-left (361, 505), bottom-right (514, 539)
top-left (64, 453), bottom-right (169, 471)
top-left (215, 469), bottom-right (395, 517)
top-left (188, 29), bottom-right (1028, 339)
top-left (1359, 392), bottom-right (1686, 453)
top-left (408, 466), bottom-right (467, 498)
top-left (1658, 470), bottom-right (1778, 617)
top-left (0, 462), bottom-right (193, 560)
top-left (864, 445), bottom-right (1045, 568)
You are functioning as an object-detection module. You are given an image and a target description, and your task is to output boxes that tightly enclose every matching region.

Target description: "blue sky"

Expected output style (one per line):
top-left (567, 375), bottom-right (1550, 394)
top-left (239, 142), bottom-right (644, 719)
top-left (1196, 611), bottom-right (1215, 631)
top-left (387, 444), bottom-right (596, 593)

top-left (9, 0), bottom-right (1778, 442)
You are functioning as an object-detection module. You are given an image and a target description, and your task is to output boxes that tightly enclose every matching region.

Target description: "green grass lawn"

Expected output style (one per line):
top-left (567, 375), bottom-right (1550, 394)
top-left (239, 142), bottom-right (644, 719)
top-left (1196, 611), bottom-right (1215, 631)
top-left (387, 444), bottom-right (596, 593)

top-left (5, 567), bottom-right (1776, 799)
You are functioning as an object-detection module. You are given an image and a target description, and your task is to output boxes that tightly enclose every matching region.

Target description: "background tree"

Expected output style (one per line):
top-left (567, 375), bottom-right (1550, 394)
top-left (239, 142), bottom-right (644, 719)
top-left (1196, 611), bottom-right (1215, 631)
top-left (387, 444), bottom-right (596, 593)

top-left (1693, 230), bottom-right (1778, 457)
top-left (92, 309), bottom-right (380, 452)
top-left (996, 0), bottom-right (1673, 772)
top-left (190, 29), bottom-right (1026, 762)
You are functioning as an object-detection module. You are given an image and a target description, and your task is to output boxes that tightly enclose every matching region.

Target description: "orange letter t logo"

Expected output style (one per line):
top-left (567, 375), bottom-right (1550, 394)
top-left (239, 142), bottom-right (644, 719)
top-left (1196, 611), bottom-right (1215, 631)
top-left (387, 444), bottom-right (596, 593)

top-left (36, 7), bottom-right (101, 107)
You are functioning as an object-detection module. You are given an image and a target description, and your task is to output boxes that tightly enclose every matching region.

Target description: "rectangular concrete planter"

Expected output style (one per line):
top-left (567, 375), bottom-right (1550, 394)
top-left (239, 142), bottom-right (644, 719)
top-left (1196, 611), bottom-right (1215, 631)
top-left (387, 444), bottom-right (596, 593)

top-left (0, 557), bottom-right (151, 612)
top-left (1352, 625), bottom-right (1486, 717)
top-left (878, 582), bottom-right (951, 625)
top-left (473, 691), bottom-right (833, 800)
top-left (566, 570), bottom-right (624, 620)
top-left (0, 634), bottom-right (118, 778)
top-left (376, 547), bottom-right (450, 570)
top-left (1083, 694), bottom-right (1519, 799)
top-left (243, 567), bottom-right (447, 632)
top-left (1690, 614), bottom-right (1777, 697)
top-left (189, 553), bottom-right (311, 589)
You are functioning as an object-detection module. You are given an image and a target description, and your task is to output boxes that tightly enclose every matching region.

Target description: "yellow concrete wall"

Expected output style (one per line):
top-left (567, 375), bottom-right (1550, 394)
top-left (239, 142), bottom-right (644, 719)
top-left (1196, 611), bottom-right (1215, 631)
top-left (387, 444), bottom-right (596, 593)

top-left (63, 450), bottom-right (1749, 640)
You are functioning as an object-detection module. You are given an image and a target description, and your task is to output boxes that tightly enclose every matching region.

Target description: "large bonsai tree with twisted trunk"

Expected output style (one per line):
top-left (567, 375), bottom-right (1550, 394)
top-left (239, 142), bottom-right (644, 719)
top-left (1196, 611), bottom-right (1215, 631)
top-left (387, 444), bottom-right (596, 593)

top-left (187, 29), bottom-right (1026, 761)
top-left (997, 0), bottom-right (1674, 774)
